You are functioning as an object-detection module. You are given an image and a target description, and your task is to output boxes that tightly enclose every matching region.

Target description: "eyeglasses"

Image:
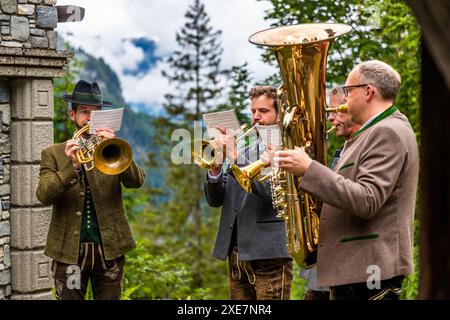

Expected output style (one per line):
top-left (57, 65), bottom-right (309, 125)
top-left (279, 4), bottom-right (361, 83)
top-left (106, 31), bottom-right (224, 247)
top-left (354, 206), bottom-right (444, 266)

top-left (338, 84), bottom-right (369, 97)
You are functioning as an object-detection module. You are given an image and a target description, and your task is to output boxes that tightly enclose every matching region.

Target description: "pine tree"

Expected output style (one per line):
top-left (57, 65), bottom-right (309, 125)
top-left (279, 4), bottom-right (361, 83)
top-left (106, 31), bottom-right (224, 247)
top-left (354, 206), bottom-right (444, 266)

top-left (53, 42), bottom-right (82, 143)
top-left (162, 0), bottom-right (224, 121)
top-left (214, 62), bottom-right (253, 126)
top-left (159, 0), bottom-right (228, 291)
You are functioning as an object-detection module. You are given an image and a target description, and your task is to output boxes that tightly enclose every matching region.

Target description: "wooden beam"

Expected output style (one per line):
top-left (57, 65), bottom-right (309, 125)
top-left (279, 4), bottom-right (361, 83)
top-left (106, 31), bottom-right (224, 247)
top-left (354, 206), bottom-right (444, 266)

top-left (405, 0), bottom-right (450, 90)
top-left (419, 40), bottom-right (450, 300)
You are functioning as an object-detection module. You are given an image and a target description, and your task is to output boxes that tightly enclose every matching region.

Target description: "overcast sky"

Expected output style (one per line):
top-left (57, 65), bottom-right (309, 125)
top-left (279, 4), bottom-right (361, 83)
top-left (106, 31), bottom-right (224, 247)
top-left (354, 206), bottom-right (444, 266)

top-left (56, 0), bottom-right (278, 110)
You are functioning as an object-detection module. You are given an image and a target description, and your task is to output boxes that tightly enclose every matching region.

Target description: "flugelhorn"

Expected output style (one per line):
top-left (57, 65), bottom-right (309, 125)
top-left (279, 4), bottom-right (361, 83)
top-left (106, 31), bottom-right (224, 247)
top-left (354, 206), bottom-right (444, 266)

top-left (73, 125), bottom-right (133, 175)
top-left (193, 124), bottom-right (257, 170)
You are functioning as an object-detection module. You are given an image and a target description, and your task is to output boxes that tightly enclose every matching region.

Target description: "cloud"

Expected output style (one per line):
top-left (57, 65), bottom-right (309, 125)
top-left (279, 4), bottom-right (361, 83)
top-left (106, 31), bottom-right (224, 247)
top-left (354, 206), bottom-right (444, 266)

top-left (116, 39), bottom-right (145, 73)
top-left (56, 0), bottom-right (277, 111)
top-left (121, 61), bottom-right (170, 106)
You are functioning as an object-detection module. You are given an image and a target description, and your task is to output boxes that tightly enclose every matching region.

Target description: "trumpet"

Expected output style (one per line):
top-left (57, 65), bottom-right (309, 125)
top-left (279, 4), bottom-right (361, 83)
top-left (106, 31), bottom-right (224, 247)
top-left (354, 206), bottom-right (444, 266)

top-left (73, 125), bottom-right (133, 175)
top-left (325, 104), bottom-right (349, 113)
top-left (326, 125), bottom-right (336, 135)
top-left (193, 124), bottom-right (257, 170)
top-left (230, 158), bottom-right (267, 192)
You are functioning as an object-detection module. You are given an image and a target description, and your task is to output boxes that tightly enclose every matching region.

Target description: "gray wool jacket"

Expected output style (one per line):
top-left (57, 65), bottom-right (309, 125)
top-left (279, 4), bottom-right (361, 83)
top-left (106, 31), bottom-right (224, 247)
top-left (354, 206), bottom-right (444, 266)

top-left (204, 162), bottom-right (291, 261)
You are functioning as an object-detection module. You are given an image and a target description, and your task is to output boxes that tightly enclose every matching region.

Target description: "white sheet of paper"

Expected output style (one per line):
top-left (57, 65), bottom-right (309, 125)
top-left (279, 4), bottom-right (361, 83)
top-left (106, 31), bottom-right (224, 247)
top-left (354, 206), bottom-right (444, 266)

top-left (256, 124), bottom-right (282, 149)
top-left (89, 108), bottom-right (124, 134)
top-left (202, 109), bottom-right (242, 138)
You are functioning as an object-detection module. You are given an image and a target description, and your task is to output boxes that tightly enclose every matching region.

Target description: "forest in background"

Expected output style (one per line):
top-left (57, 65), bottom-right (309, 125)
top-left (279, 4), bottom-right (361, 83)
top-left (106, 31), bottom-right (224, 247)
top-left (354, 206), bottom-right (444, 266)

top-left (53, 0), bottom-right (420, 299)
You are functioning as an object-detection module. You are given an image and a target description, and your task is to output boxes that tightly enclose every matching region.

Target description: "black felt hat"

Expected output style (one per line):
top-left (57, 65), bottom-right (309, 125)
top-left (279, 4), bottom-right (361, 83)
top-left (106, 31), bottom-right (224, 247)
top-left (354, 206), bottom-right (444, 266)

top-left (62, 80), bottom-right (113, 107)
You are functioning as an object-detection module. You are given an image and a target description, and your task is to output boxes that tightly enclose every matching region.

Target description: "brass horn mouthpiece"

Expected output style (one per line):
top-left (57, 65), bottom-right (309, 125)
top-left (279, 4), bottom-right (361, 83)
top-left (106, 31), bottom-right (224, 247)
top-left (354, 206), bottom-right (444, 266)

top-left (326, 126), bottom-right (336, 134)
top-left (325, 104), bottom-right (349, 113)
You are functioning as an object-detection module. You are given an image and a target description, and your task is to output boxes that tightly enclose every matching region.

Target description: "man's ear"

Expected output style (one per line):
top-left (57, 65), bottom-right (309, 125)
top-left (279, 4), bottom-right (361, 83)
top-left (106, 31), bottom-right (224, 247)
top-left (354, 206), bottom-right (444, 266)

top-left (69, 109), bottom-right (76, 122)
top-left (365, 85), bottom-right (375, 102)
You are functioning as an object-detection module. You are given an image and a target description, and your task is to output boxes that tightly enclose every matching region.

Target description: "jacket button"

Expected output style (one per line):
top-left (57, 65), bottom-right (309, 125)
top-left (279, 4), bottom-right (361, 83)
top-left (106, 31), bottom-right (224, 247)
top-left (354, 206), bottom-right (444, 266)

top-left (76, 211), bottom-right (81, 216)
top-left (70, 179), bottom-right (77, 185)
top-left (74, 231), bottom-right (79, 236)
top-left (234, 207), bottom-right (238, 211)
top-left (80, 192), bottom-right (85, 197)
top-left (229, 224), bottom-right (233, 229)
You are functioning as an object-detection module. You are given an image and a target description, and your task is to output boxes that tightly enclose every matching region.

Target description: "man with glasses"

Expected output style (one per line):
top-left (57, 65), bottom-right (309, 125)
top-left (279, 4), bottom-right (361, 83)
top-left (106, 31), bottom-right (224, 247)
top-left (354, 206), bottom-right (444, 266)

top-left (272, 60), bottom-right (419, 300)
top-left (301, 88), bottom-right (362, 300)
top-left (327, 88), bottom-right (362, 155)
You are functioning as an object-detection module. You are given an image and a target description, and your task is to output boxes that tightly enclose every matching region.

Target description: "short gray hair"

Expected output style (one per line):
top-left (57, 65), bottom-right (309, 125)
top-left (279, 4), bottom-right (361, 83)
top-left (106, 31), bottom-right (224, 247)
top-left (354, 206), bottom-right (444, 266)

top-left (353, 60), bottom-right (401, 101)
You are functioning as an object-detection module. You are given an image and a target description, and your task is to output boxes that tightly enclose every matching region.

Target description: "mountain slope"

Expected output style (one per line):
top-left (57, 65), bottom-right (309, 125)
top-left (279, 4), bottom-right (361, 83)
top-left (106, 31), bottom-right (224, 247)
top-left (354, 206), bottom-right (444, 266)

top-left (74, 48), bottom-right (163, 189)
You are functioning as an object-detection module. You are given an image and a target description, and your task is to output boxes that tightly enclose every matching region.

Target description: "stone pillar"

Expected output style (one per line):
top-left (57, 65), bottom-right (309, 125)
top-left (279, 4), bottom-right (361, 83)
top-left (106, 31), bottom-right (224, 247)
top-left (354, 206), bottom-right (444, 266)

top-left (0, 0), bottom-right (71, 300)
top-left (10, 78), bottom-right (54, 299)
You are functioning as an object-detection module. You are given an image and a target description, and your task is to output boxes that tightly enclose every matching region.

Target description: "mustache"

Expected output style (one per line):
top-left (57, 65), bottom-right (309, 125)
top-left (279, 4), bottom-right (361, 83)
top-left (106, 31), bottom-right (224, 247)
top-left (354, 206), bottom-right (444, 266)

top-left (331, 120), bottom-right (344, 126)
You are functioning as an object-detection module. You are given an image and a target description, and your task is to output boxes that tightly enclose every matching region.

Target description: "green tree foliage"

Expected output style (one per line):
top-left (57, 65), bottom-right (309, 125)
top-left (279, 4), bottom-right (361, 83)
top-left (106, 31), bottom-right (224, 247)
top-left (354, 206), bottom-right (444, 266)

top-left (213, 62), bottom-right (253, 126)
top-left (259, 0), bottom-right (421, 299)
top-left (124, 239), bottom-right (212, 299)
top-left (53, 43), bottom-right (82, 143)
top-left (259, 0), bottom-right (420, 155)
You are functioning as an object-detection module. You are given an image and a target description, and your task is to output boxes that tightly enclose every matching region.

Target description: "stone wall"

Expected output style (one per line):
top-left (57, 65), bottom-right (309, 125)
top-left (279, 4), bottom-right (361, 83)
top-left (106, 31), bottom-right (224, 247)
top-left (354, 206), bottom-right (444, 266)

top-left (0, 78), bottom-right (11, 299)
top-left (1, 0), bottom-right (57, 49)
top-left (0, 0), bottom-right (70, 299)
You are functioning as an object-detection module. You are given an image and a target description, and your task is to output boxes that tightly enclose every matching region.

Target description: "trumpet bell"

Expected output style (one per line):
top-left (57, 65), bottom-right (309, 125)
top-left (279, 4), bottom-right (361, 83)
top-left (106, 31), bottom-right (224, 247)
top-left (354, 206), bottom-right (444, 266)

top-left (231, 159), bottom-right (266, 192)
top-left (93, 138), bottom-right (133, 175)
top-left (193, 140), bottom-right (217, 169)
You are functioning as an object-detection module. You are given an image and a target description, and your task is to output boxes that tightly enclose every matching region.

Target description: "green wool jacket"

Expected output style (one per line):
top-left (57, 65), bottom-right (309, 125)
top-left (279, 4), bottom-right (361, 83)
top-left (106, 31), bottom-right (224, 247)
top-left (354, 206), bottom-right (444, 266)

top-left (36, 142), bottom-right (146, 264)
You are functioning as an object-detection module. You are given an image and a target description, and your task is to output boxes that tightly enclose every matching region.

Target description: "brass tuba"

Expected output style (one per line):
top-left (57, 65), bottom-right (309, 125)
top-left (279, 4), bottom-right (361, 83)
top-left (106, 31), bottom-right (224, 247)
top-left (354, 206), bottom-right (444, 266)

top-left (73, 125), bottom-right (133, 175)
top-left (246, 23), bottom-right (352, 268)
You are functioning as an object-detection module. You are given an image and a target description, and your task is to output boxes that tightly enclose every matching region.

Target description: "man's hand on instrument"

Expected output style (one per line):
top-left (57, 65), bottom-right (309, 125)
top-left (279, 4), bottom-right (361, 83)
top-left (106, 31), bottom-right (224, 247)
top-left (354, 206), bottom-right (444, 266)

top-left (261, 144), bottom-right (275, 166)
top-left (209, 126), bottom-right (237, 176)
top-left (95, 128), bottom-right (115, 141)
top-left (65, 139), bottom-right (81, 170)
top-left (273, 146), bottom-right (312, 177)
top-left (214, 126), bottom-right (237, 162)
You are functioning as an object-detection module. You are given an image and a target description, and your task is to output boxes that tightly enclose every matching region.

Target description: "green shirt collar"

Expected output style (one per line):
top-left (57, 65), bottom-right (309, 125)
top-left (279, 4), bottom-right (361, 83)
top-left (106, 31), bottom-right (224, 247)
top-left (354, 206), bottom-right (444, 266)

top-left (352, 105), bottom-right (398, 138)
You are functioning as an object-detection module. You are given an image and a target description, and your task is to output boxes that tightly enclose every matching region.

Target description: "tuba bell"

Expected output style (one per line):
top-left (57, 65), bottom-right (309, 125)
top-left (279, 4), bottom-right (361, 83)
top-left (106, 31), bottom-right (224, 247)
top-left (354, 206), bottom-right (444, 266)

top-left (242, 23), bottom-right (352, 268)
top-left (73, 125), bottom-right (133, 175)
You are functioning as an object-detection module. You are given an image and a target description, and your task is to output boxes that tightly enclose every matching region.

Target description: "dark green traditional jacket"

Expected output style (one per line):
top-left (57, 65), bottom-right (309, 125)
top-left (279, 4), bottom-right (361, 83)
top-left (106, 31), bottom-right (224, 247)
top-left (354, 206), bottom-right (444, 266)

top-left (36, 142), bottom-right (146, 264)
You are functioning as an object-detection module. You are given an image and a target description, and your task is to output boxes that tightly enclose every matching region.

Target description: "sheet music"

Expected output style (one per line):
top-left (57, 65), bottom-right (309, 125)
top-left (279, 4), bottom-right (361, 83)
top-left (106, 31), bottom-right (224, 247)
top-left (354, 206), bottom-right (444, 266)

top-left (89, 108), bottom-right (124, 134)
top-left (256, 124), bottom-right (282, 149)
top-left (202, 109), bottom-right (242, 138)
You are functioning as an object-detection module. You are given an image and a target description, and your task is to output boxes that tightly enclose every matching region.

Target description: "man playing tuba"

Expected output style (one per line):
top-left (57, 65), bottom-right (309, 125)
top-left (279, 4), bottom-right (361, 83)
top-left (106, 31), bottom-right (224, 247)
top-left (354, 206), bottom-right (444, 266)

top-left (273, 60), bottom-right (419, 300)
top-left (36, 80), bottom-right (146, 300)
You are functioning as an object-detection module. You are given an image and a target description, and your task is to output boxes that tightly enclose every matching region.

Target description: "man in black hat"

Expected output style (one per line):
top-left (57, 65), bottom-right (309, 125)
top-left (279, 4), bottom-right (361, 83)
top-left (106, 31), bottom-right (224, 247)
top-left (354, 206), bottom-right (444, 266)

top-left (36, 80), bottom-right (146, 300)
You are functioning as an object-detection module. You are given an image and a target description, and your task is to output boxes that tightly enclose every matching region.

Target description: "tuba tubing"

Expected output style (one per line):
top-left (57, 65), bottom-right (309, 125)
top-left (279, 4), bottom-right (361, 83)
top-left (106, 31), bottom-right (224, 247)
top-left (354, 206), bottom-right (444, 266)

top-left (247, 23), bottom-right (352, 268)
